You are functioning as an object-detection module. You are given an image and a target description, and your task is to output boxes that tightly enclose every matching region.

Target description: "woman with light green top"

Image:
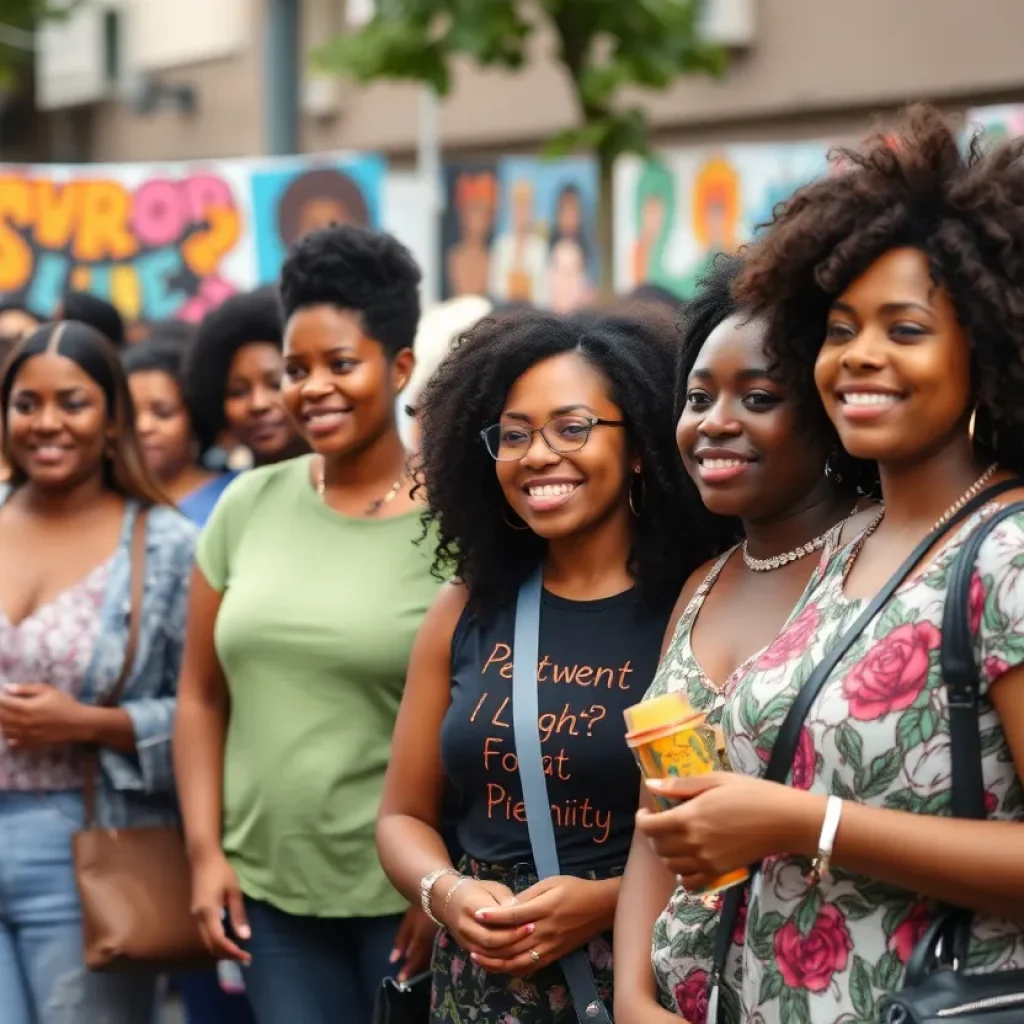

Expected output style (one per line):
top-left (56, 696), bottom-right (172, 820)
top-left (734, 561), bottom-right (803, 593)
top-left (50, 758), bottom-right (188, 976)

top-left (173, 225), bottom-right (442, 1024)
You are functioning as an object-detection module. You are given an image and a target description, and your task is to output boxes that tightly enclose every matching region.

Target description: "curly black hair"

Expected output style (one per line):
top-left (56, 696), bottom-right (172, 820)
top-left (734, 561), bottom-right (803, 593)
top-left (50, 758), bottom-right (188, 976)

top-left (279, 225), bottom-right (421, 359)
top-left (180, 287), bottom-right (283, 453)
top-left (60, 290), bottom-right (125, 349)
top-left (418, 308), bottom-right (721, 619)
top-left (734, 104), bottom-right (1024, 475)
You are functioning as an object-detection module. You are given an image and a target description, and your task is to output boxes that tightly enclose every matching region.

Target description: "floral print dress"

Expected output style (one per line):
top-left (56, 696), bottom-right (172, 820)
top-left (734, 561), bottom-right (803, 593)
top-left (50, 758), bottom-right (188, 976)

top-left (646, 530), bottom-right (842, 1024)
top-left (721, 506), bottom-right (1024, 1024)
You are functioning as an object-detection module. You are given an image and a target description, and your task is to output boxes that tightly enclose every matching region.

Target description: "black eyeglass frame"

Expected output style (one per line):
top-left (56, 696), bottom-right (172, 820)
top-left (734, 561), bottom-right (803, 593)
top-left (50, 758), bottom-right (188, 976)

top-left (479, 415), bottom-right (627, 462)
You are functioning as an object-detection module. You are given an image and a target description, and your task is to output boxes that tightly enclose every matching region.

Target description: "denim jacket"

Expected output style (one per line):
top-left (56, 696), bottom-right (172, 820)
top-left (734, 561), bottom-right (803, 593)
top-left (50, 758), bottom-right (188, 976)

top-left (0, 488), bottom-right (197, 828)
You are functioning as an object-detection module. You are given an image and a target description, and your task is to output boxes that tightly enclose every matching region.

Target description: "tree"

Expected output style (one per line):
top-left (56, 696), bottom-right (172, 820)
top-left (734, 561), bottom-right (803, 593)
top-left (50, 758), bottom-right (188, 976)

top-left (315, 0), bottom-right (724, 298)
top-left (0, 0), bottom-right (84, 87)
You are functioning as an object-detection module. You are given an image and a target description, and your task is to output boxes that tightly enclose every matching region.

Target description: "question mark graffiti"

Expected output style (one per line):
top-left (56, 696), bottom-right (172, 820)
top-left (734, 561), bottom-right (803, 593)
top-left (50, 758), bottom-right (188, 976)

top-left (586, 704), bottom-right (607, 737)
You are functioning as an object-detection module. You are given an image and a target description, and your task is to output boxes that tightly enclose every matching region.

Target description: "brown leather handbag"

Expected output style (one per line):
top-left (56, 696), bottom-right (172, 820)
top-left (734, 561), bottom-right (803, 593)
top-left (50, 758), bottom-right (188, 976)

top-left (72, 509), bottom-right (211, 972)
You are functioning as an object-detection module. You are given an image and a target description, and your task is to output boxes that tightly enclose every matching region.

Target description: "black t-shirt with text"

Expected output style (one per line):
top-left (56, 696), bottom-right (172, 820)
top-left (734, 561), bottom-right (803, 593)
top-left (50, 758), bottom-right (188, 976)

top-left (440, 588), bottom-right (670, 873)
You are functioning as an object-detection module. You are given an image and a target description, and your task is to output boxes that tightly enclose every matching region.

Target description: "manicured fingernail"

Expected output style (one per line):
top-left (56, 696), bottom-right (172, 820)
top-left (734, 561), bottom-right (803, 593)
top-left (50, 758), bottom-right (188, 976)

top-left (389, 948), bottom-right (401, 963)
top-left (647, 778), bottom-right (668, 789)
top-left (526, 923), bottom-right (535, 934)
top-left (470, 953), bottom-right (480, 962)
top-left (238, 926), bottom-right (251, 940)
top-left (474, 909), bottom-right (489, 920)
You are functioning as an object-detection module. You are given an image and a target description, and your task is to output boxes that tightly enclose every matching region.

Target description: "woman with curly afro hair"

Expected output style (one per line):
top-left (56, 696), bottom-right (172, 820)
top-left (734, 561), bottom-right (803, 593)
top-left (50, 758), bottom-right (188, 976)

top-left (639, 105), bottom-right (1024, 1024)
top-left (377, 307), bottom-right (719, 1023)
top-left (617, 254), bottom-right (878, 1024)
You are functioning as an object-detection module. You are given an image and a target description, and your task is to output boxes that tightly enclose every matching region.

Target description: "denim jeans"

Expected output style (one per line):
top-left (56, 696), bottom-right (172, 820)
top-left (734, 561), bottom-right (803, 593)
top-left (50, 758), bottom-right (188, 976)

top-left (242, 897), bottom-right (403, 1024)
top-left (0, 790), bottom-right (157, 1024)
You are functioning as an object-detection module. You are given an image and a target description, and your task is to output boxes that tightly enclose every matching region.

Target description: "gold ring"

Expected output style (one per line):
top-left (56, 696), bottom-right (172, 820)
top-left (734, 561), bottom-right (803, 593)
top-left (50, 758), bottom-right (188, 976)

top-left (530, 949), bottom-right (541, 963)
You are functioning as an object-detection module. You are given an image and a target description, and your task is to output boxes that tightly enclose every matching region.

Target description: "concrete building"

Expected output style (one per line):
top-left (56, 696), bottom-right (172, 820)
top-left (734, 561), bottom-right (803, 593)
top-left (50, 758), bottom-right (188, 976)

top-left (22, 0), bottom-right (1024, 166)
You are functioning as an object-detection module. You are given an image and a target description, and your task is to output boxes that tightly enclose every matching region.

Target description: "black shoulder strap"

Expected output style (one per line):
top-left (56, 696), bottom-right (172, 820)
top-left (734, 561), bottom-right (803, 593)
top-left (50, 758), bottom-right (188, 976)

top-left (711, 480), bottom-right (1021, 1016)
top-left (918, 497), bottom-right (1024, 975)
top-left (939, 498), bottom-right (1024, 820)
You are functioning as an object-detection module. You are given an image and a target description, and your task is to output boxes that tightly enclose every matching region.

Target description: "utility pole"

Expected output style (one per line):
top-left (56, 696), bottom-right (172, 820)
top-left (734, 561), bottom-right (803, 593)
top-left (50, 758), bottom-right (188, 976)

top-left (265, 0), bottom-right (300, 155)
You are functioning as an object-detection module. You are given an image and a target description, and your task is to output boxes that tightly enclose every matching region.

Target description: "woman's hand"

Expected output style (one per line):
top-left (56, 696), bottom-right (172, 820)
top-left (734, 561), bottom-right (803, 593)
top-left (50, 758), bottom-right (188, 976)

top-left (439, 878), bottom-right (534, 962)
top-left (636, 773), bottom-right (823, 892)
top-left (470, 875), bottom-right (618, 976)
top-left (0, 683), bottom-right (87, 748)
top-left (390, 906), bottom-right (438, 983)
top-left (189, 849), bottom-right (252, 966)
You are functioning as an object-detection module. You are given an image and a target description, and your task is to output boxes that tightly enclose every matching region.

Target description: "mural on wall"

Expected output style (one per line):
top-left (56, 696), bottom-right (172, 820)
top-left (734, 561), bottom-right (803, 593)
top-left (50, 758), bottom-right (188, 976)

top-left (440, 162), bottom-right (499, 302)
top-left (965, 104), bottom-right (1024, 144)
top-left (615, 142), bottom-right (833, 300)
top-left (0, 153), bottom-right (384, 325)
top-left (441, 155), bottom-right (598, 312)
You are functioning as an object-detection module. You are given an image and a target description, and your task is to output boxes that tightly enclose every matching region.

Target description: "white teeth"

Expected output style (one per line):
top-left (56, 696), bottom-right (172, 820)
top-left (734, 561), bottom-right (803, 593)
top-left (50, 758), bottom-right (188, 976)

top-left (528, 483), bottom-right (578, 498)
top-left (700, 458), bottom-right (746, 469)
top-left (842, 392), bottom-right (900, 406)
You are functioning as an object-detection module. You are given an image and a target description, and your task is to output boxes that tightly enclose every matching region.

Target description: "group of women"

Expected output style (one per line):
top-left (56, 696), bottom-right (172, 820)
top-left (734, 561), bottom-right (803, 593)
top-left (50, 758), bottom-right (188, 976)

top-left (0, 103), bottom-right (1021, 1024)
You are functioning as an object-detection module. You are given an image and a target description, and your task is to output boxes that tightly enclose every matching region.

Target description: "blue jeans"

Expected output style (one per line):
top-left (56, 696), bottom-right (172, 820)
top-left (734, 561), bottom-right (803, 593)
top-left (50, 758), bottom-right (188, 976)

top-left (173, 968), bottom-right (256, 1024)
top-left (0, 790), bottom-right (157, 1024)
top-left (242, 897), bottom-right (403, 1024)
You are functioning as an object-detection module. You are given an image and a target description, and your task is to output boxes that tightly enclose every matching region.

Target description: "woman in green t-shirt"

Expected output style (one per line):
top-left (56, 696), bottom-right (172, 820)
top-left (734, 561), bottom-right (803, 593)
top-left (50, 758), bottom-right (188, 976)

top-left (173, 225), bottom-right (441, 1024)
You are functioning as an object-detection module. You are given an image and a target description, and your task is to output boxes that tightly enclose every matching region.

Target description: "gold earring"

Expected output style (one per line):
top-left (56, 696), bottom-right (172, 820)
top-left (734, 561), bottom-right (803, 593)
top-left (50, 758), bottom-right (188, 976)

top-left (968, 407), bottom-right (978, 444)
top-left (628, 473), bottom-right (645, 517)
top-left (502, 507), bottom-right (529, 531)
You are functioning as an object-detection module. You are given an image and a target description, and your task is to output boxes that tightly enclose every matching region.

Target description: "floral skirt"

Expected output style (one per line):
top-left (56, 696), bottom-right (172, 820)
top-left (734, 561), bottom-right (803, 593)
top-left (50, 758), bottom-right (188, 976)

top-left (430, 858), bottom-right (619, 1023)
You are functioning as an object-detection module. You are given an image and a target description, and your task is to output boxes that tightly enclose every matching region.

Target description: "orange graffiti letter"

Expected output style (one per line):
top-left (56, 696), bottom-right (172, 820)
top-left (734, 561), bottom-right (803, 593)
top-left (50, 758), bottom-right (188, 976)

top-left (0, 178), bottom-right (32, 291)
top-left (74, 181), bottom-right (136, 262)
top-left (33, 181), bottom-right (81, 250)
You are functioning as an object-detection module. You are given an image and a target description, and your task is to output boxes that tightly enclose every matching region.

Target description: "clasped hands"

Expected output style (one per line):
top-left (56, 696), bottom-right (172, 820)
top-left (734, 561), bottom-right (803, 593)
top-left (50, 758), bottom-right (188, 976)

top-left (0, 683), bottom-right (85, 749)
top-left (440, 874), bottom-right (611, 977)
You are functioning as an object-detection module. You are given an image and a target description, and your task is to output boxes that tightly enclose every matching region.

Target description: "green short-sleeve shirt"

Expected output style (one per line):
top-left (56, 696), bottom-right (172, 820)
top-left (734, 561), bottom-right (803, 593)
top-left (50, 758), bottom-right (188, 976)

top-left (196, 456), bottom-right (442, 917)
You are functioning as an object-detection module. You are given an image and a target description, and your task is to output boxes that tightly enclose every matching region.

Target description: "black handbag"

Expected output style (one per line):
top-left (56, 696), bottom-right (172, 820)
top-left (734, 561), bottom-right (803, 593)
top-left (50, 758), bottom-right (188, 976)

top-left (709, 481), bottom-right (1023, 1023)
top-left (372, 970), bottom-right (432, 1024)
top-left (878, 500), bottom-right (1024, 1024)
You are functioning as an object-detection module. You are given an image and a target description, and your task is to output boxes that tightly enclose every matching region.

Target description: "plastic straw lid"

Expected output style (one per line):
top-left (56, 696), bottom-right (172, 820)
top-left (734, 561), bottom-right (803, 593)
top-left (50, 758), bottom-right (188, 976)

top-left (623, 690), bottom-right (701, 735)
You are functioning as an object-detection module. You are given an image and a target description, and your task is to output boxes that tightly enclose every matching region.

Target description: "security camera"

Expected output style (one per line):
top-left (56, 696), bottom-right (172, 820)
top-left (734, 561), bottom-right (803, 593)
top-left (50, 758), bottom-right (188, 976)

top-left (122, 70), bottom-right (197, 116)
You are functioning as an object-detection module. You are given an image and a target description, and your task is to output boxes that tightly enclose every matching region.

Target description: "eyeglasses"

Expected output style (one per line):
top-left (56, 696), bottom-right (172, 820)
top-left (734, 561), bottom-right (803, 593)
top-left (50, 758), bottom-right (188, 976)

top-left (480, 415), bottom-right (626, 462)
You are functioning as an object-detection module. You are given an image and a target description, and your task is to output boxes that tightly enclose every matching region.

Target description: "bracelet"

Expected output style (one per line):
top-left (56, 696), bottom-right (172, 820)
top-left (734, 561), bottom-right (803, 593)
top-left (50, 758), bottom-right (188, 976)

top-left (442, 876), bottom-right (471, 916)
top-left (807, 795), bottom-right (843, 885)
top-left (420, 867), bottom-right (461, 926)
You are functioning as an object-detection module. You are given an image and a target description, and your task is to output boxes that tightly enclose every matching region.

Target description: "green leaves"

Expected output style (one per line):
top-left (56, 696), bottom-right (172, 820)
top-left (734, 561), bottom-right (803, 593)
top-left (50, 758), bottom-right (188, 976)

top-left (858, 748), bottom-right (902, 799)
top-left (313, 0), bottom-right (725, 165)
top-left (896, 706), bottom-right (938, 752)
top-left (850, 954), bottom-right (875, 1019)
top-left (794, 886), bottom-right (823, 937)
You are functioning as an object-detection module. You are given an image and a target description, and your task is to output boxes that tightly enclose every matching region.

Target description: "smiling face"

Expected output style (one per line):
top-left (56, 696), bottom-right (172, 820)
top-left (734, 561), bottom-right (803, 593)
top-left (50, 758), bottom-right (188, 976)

top-left (677, 313), bottom-right (829, 519)
top-left (129, 369), bottom-right (193, 483)
top-left (6, 352), bottom-right (111, 489)
top-left (816, 247), bottom-right (973, 466)
top-left (224, 341), bottom-right (299, 461)
top-left (495, 352), bottom-right (632, 541)
top-left (281, 305), bottom-right (413, 458)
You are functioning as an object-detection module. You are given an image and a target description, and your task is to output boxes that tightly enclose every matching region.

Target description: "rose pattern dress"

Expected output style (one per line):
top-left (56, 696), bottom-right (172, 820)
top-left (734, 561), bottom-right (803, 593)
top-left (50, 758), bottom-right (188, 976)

top-left (646, 531), bottom-right (842, 1024)
top-left (721, 507), bottom-right (1024, 1024)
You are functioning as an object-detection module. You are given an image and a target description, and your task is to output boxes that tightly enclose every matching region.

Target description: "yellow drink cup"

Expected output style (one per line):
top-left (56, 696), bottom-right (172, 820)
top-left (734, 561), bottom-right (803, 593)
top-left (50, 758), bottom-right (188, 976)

top-left (624, 691), bottom-right (748, 893)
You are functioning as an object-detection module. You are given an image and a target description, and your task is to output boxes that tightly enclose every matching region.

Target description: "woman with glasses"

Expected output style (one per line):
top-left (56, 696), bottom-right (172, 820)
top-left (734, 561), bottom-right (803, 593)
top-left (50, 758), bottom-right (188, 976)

top-left (376, 308), bottom-right (720, 1023)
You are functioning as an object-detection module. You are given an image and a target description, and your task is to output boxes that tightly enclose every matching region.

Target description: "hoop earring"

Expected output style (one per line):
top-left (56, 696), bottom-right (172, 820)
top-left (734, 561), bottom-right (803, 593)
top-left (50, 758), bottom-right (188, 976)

top-left (968, 406), bottom-right (978, 444)
top-left (502, 507), bottom-right (529, 531)
top-left (824, 451), bottom-right (843, 485)
top-left (628, 473), bottom-right (645, 517)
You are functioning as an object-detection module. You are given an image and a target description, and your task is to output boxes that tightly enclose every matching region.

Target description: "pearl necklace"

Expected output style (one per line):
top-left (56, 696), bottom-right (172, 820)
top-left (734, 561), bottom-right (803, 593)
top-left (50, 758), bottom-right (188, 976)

top-left (316, 460), bottom-right (405, 517)
top-left (742, 503), bottom-right (862, 573)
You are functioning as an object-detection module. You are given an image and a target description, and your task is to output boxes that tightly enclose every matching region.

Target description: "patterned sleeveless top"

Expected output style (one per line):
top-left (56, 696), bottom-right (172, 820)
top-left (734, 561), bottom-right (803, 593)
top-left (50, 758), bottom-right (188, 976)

top-left (645, 524), bottom-right (845, 1024)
